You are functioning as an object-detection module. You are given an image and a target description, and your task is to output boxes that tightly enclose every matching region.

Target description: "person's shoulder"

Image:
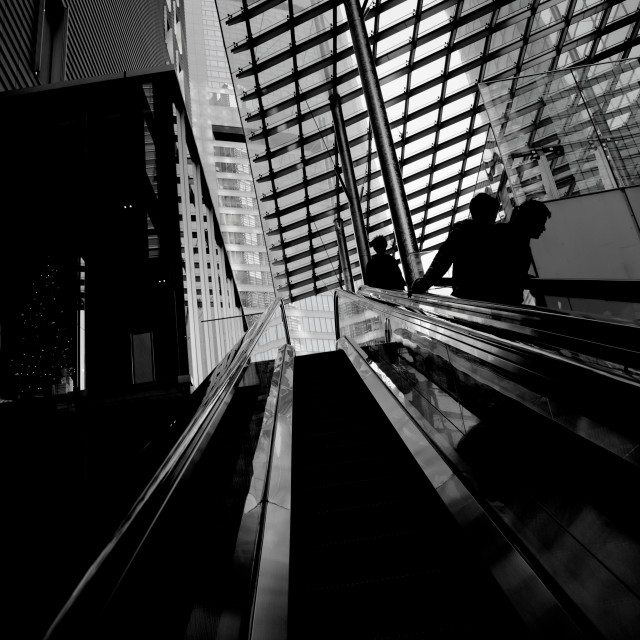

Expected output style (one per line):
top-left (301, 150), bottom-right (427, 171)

top-left (449, 219), bottom-right (477, 237)
top-left (452, 219), bottom-right (473, 231)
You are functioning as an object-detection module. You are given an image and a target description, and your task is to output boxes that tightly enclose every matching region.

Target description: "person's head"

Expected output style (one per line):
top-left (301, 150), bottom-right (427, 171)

top-left (469, 192), bottom-right (500, 225)
top-left (511, 199), bottom-right (551, 238)
top-left (370, 235), bottom-right (388, 254)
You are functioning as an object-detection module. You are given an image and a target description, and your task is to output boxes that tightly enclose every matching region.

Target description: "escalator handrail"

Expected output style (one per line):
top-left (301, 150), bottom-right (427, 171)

top-left (44, 298), bottom-right (289, 639)
top-left (429, 277), bottom-right (640, 303)
top-left (357, 285), bottom-right (640, 376)
top-left (334, 288), bottom-right (640, 473)
top-left (339, 288), bottom-right (640, 385)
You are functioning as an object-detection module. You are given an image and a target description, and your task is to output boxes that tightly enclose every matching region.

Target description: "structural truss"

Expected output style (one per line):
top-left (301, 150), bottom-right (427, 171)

top-left (219, 0), bottom-right (640, 302)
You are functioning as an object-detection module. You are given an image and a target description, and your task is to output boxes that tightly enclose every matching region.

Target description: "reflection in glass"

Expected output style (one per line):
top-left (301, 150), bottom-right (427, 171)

top-left (479, 59), bottom-right (640, 204)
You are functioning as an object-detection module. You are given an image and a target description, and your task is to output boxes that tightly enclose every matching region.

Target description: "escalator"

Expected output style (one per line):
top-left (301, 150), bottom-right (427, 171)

top-left (289, 349), bottom-right (532, 639)
top-left (39, 292), bottom-right (640, 640)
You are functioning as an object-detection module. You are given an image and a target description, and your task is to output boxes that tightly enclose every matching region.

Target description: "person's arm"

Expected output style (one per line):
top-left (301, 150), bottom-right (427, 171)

top-left (409, 234), bottom-right (456, 295)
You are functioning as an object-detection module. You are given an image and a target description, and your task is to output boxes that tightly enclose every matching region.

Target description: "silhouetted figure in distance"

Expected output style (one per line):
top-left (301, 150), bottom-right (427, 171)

top-left (490, 199), bottom-right (551, 305)
top-left (409, 192), bottom-right (500, 300)
top-left (364, 235), bottom-right (406, 291)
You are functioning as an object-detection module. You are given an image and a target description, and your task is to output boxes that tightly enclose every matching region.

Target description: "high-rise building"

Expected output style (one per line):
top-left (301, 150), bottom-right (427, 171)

top-left (184, 0), bottom-right (276, 323)
top-left (183, 0), bottom-right (350, 354)
top-left (0, 0), bottom-right (248, 395)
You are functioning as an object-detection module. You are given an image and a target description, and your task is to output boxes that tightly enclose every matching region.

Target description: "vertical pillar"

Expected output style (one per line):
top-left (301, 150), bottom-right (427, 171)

top-left (343, 0), bottom-right (423, 286)
top-left (536, 153), bottom-right (560, 199)
top-left (334, 216), bottom-right (355, 292)
top-left (330, 92), bottom-right (370, 277)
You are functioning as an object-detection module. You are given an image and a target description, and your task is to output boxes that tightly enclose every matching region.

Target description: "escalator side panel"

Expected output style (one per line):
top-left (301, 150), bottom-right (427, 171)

top-left (289, 349), bottom-right (542, 640)
top-left (337, 337), bottom-right (589, 638)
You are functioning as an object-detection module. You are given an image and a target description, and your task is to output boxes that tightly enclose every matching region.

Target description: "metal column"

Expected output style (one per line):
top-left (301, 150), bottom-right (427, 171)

top-left (334, 216), bottom-right (355, 292)
top-left (343, 0), bottom-right (423, 285)
top-left (330, 92), bottom-right (370, 278)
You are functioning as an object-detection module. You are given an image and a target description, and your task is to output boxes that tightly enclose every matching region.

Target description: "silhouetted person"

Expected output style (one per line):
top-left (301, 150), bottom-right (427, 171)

top-left (409, 192), bottom-right (500, 300)
top-left (490, 199), bottom-right (551, 305)
top-left (364, 235), bottom-right (406, 290)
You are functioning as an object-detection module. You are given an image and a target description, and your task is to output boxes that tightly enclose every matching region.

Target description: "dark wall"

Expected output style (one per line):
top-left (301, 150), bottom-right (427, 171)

top-left (0, 0), bottom-right (41, 91)
top-left (0, 74), bottom-right (188, 397)
top-left (0, 0), bottom-right (169, 92)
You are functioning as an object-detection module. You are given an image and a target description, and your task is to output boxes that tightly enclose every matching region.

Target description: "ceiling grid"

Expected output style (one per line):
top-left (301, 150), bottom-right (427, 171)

top-left (219, 0), bottom-right (640, 302)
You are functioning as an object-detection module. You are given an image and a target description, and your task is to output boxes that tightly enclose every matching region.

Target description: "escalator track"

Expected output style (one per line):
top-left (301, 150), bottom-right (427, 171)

top-left (40, 293), bottom-right (640, 640)
top-left (288, 349), bottom-right (532, 639)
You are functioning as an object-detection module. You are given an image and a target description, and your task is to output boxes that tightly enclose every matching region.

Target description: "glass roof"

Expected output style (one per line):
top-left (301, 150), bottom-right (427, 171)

top-left (217, 0), bottom-right (640, 302)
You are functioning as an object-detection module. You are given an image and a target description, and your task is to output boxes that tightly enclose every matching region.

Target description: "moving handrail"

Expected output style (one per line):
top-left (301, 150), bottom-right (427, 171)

top-left (336, 288), bottom-right (640, 468)
top-left (360, 285), bottom-right (640, 383)
top-left (44, 299), bottom-right (289, 640)
top-left (335, 288), bottom-right (640, 638)
top-left (430, 277), bottom-right (640, 304)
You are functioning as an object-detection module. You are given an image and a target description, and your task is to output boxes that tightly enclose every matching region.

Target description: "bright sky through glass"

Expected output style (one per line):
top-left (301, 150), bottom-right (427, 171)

top-left (219, 0), bottom-right (640, 302)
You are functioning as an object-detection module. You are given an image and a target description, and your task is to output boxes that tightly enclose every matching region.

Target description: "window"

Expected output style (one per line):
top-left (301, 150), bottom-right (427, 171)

top-left (213, 146), bottom-right (248, 159)
top-left (219, 195), bottom-right (257, 209)
top-left (218, 178), bottom-right (253, 192)
top-left (215, 162), bottom-right (250, 174)
top-left (222, 232), bottom-right (263, 246)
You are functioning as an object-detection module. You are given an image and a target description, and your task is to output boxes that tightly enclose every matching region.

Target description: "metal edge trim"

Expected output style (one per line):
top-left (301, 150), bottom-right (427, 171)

top-left (44, 301), bottom-right (287, 639)
top-left (249, 343), bottom-right (294, 640)
top-left (337, 334), bottom-right (588, 639)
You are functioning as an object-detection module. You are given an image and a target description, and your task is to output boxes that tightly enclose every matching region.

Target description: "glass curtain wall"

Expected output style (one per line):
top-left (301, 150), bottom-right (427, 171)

top-left (184, 0), bottom-right (276, 324)
top-left (479, 59), bottom-right (640, 205)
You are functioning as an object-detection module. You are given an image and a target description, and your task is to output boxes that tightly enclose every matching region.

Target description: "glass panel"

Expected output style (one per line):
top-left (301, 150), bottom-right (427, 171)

top-left (479, 59), bottom-right (640, 204)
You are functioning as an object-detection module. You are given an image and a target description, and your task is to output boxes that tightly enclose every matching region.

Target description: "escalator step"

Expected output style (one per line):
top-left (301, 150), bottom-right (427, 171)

top-left (290, 351), bottom-right (530, 640)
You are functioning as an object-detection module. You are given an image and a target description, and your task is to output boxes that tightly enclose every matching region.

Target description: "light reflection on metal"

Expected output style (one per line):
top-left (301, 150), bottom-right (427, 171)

top-left (248, 343), bottom-right (294, 640)
top-left (336, 334), bottom-right (585, 637)
top-left (335, 289), bottom-right (640, 635)
top-left (43, 298), bottom-right (289, 639)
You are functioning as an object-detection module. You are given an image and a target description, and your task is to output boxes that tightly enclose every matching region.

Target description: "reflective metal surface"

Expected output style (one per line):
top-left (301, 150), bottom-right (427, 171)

top-left (337, 335), bottom-right (586, 638)
top-left (364, 285), bottom-right (640, 383)
top-left (244, 343), bottom-right (294, 640)
top-left (336, 288), bottom-right (640, 638)
top-left (44, 300), bottom-right (290, 639)
top-left (250, 503), bottom-right (291, 640)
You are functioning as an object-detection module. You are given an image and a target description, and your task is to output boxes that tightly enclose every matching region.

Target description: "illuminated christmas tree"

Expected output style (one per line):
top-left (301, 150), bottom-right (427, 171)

top-left (9, 257), bottom-right (76, 397)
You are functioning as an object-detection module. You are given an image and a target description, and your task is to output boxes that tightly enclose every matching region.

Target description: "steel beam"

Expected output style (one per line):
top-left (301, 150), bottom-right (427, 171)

top-left (330, 92), bottom-right (370, 276)
top-left (334, 216), bottom-right (355, 292)
top-left (344, 0), bottom-right (425, 283)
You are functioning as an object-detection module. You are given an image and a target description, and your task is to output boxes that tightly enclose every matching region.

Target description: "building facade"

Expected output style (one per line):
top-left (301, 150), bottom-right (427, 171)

top-left (184, 0), bottom-right (345, 354)
top-left (0, 0), bottom-right (246, 396)
top-left (184, 0), bottom-right (276, 323)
